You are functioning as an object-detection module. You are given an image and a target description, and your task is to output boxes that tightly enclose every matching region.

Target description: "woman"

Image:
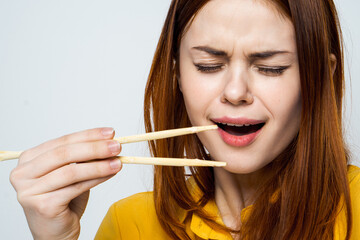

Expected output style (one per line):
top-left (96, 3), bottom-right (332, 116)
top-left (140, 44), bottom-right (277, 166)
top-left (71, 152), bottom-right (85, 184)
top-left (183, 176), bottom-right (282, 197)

top-left (10, 0), bottom-right (359, 239)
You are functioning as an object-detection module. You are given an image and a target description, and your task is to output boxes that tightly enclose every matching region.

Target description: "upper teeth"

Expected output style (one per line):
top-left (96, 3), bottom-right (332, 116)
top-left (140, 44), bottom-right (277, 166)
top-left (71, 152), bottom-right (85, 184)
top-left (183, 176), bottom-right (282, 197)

top-left (222, 123), bottom-right (251, 127)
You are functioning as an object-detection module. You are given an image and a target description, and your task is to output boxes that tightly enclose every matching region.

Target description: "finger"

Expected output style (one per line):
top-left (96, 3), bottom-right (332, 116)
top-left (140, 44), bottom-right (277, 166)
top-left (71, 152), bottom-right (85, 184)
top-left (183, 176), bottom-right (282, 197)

top-left (21, 140), bottom-right (121, 178)
top-left (19, 127), bottom-right (115, 164)
top-left (32, 158), bottom-right (122, 194)
top-left (53, 175), bottom-right (115, 207)
top-left (20, 176), bottom-right (113, 220)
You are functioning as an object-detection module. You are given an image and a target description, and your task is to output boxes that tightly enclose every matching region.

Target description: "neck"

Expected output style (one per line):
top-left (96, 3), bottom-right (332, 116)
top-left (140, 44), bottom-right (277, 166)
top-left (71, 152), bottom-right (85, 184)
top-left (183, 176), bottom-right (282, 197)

top-left (213, 165), bottom-right (271, 229)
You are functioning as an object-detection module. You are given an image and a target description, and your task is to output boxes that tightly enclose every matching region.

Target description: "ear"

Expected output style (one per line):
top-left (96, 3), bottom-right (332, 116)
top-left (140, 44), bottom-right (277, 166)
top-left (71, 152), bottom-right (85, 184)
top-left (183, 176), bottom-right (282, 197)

top-left (330, 53), bottom-right (337, 77)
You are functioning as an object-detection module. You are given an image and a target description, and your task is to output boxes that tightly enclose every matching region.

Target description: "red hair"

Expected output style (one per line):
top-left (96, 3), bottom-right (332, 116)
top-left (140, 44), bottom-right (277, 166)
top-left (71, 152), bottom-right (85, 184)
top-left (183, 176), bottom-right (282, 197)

top-left (144, 0), bottom-right (352, 239)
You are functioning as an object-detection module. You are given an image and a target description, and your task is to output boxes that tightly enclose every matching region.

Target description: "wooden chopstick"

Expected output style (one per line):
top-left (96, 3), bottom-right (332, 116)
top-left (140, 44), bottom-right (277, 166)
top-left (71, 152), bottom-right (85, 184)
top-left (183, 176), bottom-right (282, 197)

top-left (0, 125), bottom-right (224, 167)
top-left (118, 156), bottom-right (225, 167)
top-left (0, 151), bottom-right (22, 162)
top-left (115, 125), bottom-right (217, 144)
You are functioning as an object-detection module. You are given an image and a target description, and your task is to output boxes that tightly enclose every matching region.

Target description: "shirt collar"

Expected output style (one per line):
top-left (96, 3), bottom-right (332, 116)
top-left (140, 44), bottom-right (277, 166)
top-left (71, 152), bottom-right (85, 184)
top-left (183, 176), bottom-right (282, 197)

top-left (189, 198), bottom-right (233, 240)
top-left (178, 177), bottom-right (279, 239)
top-left (177, 178), bottom-right (233, 239)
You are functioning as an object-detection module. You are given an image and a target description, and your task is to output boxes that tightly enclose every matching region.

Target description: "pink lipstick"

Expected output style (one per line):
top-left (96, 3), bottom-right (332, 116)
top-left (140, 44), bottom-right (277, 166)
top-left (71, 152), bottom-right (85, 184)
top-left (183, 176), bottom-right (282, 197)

top-left (212, 117), bottom-right (265, 147)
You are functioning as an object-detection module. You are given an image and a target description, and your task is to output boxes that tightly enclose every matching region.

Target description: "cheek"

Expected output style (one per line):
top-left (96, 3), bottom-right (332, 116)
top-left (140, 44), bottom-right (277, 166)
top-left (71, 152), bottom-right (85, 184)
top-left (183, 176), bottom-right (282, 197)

top-left (180, 78), bottom-right (211, 124)
top-left (255, 68), bottom-right (301, 110)
top-left (179, 67), bottom-right (223, 124)
top-left (255, 76), bottom-right (301, 142)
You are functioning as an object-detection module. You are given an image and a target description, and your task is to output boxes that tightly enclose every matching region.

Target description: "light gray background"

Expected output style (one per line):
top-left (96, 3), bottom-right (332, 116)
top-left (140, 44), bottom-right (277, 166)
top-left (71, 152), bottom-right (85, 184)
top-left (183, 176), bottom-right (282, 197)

top-left (0, 1), bottom-right (359, 239)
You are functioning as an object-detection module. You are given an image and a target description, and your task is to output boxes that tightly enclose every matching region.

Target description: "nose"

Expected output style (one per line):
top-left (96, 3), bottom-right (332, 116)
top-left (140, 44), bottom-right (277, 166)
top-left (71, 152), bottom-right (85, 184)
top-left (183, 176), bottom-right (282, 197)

top-left (221, 68), bottom-right (254, 105)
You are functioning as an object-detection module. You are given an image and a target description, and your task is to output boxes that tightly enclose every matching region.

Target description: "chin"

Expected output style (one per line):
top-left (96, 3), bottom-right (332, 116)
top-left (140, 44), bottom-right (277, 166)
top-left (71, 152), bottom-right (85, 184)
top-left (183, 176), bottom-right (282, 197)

top-left (222, 162), bottom-right (263, 174)
top-left (210, 154), bottom-right (267, 174)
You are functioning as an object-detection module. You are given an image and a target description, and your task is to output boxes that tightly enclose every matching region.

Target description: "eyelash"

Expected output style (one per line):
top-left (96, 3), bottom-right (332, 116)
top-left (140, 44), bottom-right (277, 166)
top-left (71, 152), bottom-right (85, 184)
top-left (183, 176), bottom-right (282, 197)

top-left (257, 66), bottom-right (290, 77)
top-left (257, 66), bottom-right (289, 76)
top-left (194, 64), bottom-right (289, 76)
top-left (194, 64), bottom-right (223, 73)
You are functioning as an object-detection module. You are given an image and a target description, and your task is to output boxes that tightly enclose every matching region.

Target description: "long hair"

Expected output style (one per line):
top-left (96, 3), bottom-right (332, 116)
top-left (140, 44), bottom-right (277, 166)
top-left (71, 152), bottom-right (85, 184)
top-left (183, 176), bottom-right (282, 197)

top-left (143, 0), bottom-right (352, 239)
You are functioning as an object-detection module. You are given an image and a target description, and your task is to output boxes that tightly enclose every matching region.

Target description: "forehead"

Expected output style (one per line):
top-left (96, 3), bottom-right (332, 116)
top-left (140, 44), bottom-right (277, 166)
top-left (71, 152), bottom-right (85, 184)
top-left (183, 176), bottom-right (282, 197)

top-left (182, 0), bottom-right (296, 53)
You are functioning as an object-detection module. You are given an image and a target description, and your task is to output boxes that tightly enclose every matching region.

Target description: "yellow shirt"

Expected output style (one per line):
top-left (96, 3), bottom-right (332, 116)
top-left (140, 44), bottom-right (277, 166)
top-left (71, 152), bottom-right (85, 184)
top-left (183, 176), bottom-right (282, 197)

top-left (95, 165), bottom-right (360, 239)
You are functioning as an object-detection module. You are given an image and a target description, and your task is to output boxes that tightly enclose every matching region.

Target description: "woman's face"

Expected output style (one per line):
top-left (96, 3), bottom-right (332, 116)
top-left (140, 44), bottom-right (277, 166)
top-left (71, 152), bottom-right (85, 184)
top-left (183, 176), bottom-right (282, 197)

top-left (179, 0), bottom-right (301, 173)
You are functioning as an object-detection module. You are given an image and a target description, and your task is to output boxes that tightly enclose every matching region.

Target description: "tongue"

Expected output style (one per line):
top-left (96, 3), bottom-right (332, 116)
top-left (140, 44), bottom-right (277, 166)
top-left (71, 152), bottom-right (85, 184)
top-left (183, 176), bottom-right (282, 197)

top-left (222, 124), bottom-right (263, 136)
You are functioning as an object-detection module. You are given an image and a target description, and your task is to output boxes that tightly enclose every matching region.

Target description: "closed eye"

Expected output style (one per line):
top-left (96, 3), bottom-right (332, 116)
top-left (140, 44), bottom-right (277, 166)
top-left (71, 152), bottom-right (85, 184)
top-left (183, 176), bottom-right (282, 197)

top-left (257, 66), bottom-right (290, 76)
top-left (194, 64), bottom-right (290, 75)
top-left (194, 64), bottom-right (224, 73)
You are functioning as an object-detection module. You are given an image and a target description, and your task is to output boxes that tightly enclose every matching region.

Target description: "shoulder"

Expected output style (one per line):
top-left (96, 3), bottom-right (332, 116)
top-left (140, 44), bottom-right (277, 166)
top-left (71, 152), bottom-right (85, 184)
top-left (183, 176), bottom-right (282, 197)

top-left (347, 165), bottom-right (360, 206)
top-left (95, 192), bottom-right (169, 240)
top-left (112, 191), bottom-right (155, 213)
top-left (347, 165), bottom-right (360, 201)
top-left (348, 165), bottom-right (360, 239)
top-left (347, 165), bottom-right (360, 209)
top-left (109, 191), bottom-right (159, 229)
top-left (348, 165), bottom-right (360, 186)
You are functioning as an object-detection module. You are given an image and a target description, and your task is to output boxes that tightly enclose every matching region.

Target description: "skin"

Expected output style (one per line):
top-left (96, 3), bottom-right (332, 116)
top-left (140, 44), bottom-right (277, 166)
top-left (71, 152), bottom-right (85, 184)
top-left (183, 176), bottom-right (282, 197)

top-left (10, 0), bottom-right (337, 238)
top-left (10, 128), bottom-right (122, 239)
top-left (179, 0), bottom-right (301, 228)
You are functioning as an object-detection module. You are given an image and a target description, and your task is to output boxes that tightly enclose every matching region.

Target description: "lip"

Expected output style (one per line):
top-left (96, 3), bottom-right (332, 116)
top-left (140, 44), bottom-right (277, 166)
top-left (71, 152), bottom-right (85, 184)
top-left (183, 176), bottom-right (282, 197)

top-left (211, 117), bottom-right (265, 147)
top-left (211, 116), bottom-right (265, 126)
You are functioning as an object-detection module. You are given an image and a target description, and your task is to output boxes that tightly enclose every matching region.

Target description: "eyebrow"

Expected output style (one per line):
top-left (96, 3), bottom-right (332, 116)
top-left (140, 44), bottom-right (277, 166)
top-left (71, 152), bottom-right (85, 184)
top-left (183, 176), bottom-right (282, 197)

top-left (248, 51), bottom-right (290, 59)
top-left (192, 46), bottom-right (227, 57)
top-left (192, 46), bottom-right (290, 59)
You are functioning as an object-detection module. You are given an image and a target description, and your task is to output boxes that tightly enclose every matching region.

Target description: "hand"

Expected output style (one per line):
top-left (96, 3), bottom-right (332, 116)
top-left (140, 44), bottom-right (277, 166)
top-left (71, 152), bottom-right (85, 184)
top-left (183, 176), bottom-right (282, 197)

top-left (10, 127), bottom-right (122, 240)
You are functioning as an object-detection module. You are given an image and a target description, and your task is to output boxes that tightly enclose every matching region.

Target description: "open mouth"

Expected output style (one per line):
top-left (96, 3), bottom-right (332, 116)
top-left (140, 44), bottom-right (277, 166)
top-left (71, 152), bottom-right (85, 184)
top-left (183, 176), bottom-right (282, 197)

top-left (214, 122), bottom-right (265, 136)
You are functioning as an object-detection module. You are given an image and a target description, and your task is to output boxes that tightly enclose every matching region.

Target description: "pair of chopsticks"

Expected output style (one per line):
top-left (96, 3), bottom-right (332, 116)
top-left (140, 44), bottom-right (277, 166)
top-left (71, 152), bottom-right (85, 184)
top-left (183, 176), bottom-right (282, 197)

top-left (0, 125), bottom-right (226, 167)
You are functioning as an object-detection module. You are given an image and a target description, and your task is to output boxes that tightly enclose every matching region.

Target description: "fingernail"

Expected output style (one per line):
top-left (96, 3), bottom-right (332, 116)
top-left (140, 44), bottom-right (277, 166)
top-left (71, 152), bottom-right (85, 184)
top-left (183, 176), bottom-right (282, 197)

top-left (110, 159), bottom-right (121, 170)
top-left (108, 141), bottom-right (120, 154)
top-left (102, 128), bottom-right (114, 137)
